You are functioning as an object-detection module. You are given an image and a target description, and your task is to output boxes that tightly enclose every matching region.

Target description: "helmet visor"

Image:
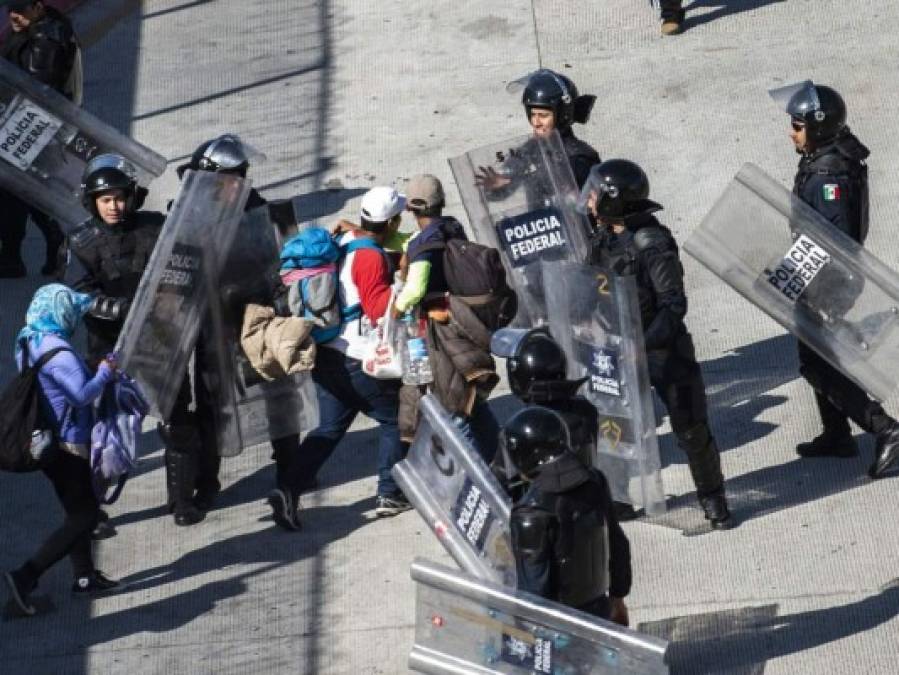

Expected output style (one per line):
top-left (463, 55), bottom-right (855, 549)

top-left (82, 153), bottom-right (137, 183)
top-left (490, 327), bottom-right (531, 358)
top-left (768, 80), bottom-right (819, 117)
top-left (506, 69), bottom-right (570, 99)
top-left (576, 168), bottom-right (619, 216)
top-left (201, 134), bottom-right (267, 172)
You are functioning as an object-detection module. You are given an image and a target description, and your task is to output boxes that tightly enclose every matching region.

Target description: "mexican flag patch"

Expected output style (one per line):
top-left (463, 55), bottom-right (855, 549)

top-left (823, 184), bottom-right (841, 201)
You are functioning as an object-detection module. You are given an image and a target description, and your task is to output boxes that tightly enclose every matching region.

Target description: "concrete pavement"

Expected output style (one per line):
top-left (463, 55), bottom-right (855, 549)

top-left (1, 1), bottom-right (898, 673)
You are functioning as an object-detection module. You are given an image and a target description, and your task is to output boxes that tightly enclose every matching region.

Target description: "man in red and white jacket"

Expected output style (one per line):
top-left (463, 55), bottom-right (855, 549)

top-left (287, 187), bottom-right (412, 517)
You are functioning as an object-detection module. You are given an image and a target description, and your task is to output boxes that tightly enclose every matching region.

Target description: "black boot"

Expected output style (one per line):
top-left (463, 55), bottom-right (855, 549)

top-left (870, 422), bottom-right (899, 479)
top-left (797, 431), bottom-right (859, 458)
top-left (699, 489), bottom-right (733, 530)
top-left (194, 446), bottom-right (222, 512)
top-left (162, 425), bottom-right (205, 526)
top-left (681, 423), bottom-right (732, 529)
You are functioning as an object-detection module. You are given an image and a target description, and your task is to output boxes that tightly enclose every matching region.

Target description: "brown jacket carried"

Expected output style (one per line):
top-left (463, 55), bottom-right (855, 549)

top-left (240, 304), bottom-right (316, 381)
top-left (399, 296), bottom-right (498, 442)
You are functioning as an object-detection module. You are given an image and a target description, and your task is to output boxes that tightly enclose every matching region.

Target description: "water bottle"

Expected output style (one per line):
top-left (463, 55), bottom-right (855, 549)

top-left (401, 312), bottom-right (433, 386)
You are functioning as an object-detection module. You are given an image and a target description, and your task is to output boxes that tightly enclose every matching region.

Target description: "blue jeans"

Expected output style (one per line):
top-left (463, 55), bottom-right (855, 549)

top-left (452, 398), bottom-right (500, 464)
top-left (294, 347), bottom-right (406, 497)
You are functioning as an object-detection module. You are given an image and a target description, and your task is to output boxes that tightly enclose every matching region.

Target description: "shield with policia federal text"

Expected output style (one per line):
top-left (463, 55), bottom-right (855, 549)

top-left (407, 559), bottom-right (670, 675)
top-left (448, 130), bottom-right (592, 325)
top-left (0, 58), bottom-right (166, 227)
top-left (115, 170), bottom-right (251, 420)
top-left (542, 260), bottom-right (666, 517)
top-left (203, 205), bottom-right (320, 457)
top-left (392, 395), bottom-right (516, 587)
top-left (684, 163), bottom-right (899, 402)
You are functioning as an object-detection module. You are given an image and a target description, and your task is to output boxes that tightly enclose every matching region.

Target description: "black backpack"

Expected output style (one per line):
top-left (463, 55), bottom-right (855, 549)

top-left (421, 236), bottom-right (518, 331)
top-left (0, 340), bottom-right (70, 473)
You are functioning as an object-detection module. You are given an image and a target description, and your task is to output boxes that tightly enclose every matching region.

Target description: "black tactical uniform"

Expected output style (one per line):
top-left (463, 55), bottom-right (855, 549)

top-left (67, 212), bottom-right (164, 362)
top-left (0, 4), bottom-right (78, 277)
top-left (505, 407), bottom-right (631, 619)
top-left (781, 82), bottom-right (899, 478)
top-left (585, 159), bottom-right (731, 528)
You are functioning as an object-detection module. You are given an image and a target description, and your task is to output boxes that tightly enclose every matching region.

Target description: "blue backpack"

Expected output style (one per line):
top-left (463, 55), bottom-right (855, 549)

top-left (280, 227), bottom-right (382, 343)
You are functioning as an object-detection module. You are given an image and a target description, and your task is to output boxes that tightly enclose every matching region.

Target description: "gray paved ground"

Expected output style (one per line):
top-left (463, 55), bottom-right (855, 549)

top-left (1, 0), bottom-right (898, 673)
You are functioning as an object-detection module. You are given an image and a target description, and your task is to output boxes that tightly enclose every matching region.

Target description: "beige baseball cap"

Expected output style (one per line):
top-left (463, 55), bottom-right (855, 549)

top-left (406, 174), bottom-right (445, 211)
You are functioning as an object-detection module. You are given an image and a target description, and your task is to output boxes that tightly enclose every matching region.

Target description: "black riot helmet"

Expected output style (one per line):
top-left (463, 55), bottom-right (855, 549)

top-left (491, 327), bottom-right (587, 402)
top-left (501, 406), bottom-right (572, 478)
top-left (178, 134), bottom-right (260, 178)
top-left (517, 69), bottom-right (596, 130)
top-left (508, 329), bottom-right (566, 394)
top-left (578, 159), bottom-right (662, 222)
top-left (80, 153), bottom-right (146, 217)
top-left (770, 81), bottom-right (847, 143)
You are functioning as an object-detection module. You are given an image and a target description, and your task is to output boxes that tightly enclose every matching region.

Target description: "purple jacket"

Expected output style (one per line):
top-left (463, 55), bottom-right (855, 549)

top-left (17, 334), bottom-right (114, 444)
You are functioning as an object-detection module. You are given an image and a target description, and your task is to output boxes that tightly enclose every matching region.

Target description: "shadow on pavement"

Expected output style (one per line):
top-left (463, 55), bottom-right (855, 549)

top-left (684, 0), bottom-right (788, 31)
top-left (640, 579), bottom-right (899, 674)
top-left (648, 449), bottom-right (872, 535)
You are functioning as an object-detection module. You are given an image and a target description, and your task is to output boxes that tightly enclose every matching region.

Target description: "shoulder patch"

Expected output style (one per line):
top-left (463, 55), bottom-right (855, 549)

top-left (822, 184), bottom-right (841, 201)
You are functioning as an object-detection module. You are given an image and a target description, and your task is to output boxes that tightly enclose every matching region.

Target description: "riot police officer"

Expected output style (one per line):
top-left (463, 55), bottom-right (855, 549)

top-left (477, 69), bottom-right (599, 192)
top-left (504, 406), bottom-right (631, 626)
top-left (492, 326), bottom-right (640, 519)
top-left (175, 133), bottom-right (267, 209)
top-left (774, 81), bottom-right (899, 479)
top-left (161, 134), bottom-right (277, 527)
top-left (0, 0), bottom-right (80, 277)
top-left (583, 159), bottom-right (732, 529)
top-left (63, 155), bottom-right (163, 536)
top-left (66, 155), bottom-right (164, 366)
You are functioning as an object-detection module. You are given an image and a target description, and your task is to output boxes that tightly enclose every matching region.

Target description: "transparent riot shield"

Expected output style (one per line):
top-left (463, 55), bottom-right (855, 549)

top-left (684, 163), bottom-right (899, 401)
top-left (542, 260), bottom-right (666, 517)
top-left (204, 206), bottom-right (320, 456)
top-left (0, 59), bottom-right (166, 227)
top-left (449, 130), bottom-right (592, 324)
top-left (115, 170), bottom-right (251, 420)
top-left (408, 559), bottom-right (670, 675)
top-left (392, 395), bottom-right (515, 586)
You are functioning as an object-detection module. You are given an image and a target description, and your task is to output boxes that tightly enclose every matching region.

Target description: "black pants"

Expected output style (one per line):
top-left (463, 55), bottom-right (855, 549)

top-left (21, 451), bottom-right (99, 583)
top-left (0, 189), bottom-right (63, 263)
top-left (648, 333), bottom-right (725, 495)
top-left (797, 341), bottom-right (890, 436)
top-left (647, 335), bottom-right (709, 437)
top-left (165, 372), bottom-right (222, 497)
top-left (271, 434), bottom-right (303, 497)
top-left (660, 0), bottom-right (684, 20)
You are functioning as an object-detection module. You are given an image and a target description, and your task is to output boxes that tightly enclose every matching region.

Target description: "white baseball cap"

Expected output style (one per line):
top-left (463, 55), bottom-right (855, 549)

top-left (360, 186), bottom-right (406, 223)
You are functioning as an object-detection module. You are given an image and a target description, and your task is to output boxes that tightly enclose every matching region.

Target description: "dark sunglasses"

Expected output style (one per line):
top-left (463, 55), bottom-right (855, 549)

top-left (791, 121), bottom-right (806, 132)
